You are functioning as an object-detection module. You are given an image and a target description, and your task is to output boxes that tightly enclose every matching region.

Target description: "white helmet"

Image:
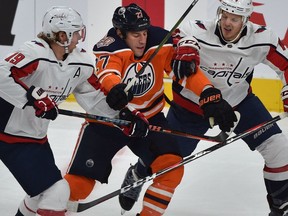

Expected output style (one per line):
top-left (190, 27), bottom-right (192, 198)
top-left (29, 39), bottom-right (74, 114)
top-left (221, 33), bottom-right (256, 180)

top-left (42, 6), bottom-right (86, 46)
top-left (219, 0), bottom-right (253, 18)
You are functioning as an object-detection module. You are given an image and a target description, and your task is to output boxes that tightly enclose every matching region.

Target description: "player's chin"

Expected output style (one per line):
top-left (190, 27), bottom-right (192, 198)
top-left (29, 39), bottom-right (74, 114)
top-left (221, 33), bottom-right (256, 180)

top-left (222, 32), bottom-right (234, 41)
top-left (135, 50), bottom-right (144, 58)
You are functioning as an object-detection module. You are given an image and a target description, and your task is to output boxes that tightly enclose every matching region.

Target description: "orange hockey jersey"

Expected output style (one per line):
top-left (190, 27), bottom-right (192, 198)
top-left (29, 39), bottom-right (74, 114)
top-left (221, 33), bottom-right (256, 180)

top-left (93, 26), bottom-right (211, 118)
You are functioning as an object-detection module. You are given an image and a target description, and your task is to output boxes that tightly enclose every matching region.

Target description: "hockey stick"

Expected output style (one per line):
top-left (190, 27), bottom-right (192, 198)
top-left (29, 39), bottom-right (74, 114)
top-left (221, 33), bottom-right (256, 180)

top-left (59, 108), bottom-right (229, 143)
top-left (124, 0), bottom-right (199, 91)
top-left (67, 112), bottom-right (287, 213)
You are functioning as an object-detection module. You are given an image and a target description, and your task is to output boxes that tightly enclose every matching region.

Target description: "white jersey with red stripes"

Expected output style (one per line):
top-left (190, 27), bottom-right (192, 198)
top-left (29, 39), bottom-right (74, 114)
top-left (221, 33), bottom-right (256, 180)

top-left (175, 19), bottom-right (288, 107)
top-left (0, 38), bottom-right (116, 143)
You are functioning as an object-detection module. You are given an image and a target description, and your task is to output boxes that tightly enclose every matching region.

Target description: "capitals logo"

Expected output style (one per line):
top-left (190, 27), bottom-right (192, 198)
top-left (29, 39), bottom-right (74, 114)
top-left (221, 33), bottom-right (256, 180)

top-left (122, 62), bottom-right (155, 96)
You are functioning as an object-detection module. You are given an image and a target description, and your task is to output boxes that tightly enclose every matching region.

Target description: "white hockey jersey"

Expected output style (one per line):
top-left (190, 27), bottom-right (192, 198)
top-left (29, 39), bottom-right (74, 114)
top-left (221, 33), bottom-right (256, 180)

top-left (0, 38), bottom-right (117, 144)
top-left (173, 19), bottom-right (288, 109)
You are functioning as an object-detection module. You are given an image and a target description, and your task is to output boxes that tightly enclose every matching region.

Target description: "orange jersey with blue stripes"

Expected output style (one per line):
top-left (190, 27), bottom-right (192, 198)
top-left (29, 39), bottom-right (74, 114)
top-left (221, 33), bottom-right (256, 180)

top-left (93, 26), bottom-right (212, 118)
top-left (93, 26), bottom-right (174, 118)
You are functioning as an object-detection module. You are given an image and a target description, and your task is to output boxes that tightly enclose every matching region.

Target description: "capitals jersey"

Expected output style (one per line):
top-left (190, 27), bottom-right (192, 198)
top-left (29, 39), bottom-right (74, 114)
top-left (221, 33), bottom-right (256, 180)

top-left (0, 38), bottom-right (116, 144)
top-left (173, 19), bottom-right (288, 114)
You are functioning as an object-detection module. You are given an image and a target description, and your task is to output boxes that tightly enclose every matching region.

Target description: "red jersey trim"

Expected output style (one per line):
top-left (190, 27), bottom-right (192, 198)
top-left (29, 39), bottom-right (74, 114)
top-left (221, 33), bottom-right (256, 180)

top-left (264, 164), bottom-right (288, 173)
top-left (0, 132), bottom-right (47, 144)
top-left (172, 91), bottom-right (203, 115)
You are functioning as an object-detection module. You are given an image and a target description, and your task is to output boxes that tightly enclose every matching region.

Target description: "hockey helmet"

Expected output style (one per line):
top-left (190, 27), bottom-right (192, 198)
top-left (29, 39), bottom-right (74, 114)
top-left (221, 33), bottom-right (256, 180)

top-left (112, 3), bottom-right (150, 32)
top-left (218, 0), bottom-right (253, 18)
top-left (42, 6), bottom-right (86, 45)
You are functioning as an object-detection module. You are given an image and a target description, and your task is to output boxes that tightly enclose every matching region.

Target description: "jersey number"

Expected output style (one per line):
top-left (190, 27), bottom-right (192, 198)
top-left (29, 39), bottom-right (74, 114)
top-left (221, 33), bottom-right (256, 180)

top-left (5, 52), bottom-right (25, 65)
top-left (95, 55), bottom-right (109, 72)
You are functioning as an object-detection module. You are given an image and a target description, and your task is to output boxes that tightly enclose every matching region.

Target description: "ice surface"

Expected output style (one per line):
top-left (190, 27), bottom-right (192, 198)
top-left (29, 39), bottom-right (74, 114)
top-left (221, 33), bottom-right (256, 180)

top-left (1, 102), bottom-right (287, 216)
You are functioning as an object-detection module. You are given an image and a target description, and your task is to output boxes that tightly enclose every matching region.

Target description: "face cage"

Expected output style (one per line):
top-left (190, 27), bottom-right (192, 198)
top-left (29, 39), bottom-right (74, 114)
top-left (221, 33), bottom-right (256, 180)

top-left (79, 25), bottom-right (86, 42)
top-left (63, 25), bottom-right (86, 46)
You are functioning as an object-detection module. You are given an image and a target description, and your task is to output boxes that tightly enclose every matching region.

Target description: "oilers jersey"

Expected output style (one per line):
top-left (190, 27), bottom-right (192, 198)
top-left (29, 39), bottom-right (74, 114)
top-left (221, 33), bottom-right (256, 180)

top-left (93, 26), bottom-right (174, 119)
top-left (93, 26), bottom-right (212, 118)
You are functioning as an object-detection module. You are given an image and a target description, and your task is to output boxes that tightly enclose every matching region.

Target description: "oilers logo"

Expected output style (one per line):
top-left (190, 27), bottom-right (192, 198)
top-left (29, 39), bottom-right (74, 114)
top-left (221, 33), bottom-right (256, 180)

top-left (123, 62), bottom-right (155, 96)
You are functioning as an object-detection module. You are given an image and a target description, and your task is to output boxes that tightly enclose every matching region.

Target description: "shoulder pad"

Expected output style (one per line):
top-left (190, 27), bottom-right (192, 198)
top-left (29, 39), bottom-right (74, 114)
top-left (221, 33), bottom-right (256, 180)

top-left (93, 28), bottom-right (127, 52)
top-left (146, 26), bottom-right (172, 49)
top-left (31, 40), bottom-right (45, 48)
top-left (255, 26), bottom-right (267, 33)
top-left (195, 20), bottom-right (207, 30)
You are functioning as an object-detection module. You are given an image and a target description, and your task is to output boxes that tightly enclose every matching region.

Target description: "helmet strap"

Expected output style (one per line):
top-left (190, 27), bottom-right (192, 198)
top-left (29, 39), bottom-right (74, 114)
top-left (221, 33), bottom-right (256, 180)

top-left (64, 41), bottom-right (69, 54)
top-left (56, 40), bottom-right (70, 54)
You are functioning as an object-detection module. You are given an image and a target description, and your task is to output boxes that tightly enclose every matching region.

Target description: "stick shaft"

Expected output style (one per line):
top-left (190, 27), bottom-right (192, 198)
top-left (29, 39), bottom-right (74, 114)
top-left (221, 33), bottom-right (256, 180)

top-left (69, 113), bottom-right (287, 212)
top-left (58, 109), bottom-right (225, 142)
top-left (125, 0), bottom-right (199, 91)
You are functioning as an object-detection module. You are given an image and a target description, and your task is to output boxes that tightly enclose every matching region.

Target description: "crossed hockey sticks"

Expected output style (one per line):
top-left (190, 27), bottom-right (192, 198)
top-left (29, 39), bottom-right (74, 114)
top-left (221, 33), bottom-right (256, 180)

top-left (66, 112), bottom-right (287, 213)
top-left (58, 108), bottom-right (230, 143)
top-left (124, 0), bottom-right (200, 92)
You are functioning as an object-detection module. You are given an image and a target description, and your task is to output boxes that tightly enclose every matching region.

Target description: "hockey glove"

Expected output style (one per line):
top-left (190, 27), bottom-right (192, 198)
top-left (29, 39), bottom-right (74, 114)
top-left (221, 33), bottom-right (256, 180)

top-left (27, 86), bottom-right (58, 120)
top-left (171, 36), bottom-right (200, 80)
top-left (106, 83), bottom-right (134, 110)
top-left (281, 85), bottom-right (288, 112)
top-left (119, 107), bottom-right (149, 138)
top-left (199, 87), bottom-right (237, 132)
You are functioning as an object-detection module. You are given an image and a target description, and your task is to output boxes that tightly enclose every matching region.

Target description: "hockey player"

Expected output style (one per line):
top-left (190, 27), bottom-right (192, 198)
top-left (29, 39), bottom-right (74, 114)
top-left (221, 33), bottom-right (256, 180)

top-left (63, 4), bottom-right (184, 216)
top-left (167, 0), bottom-right (288, 215)
top-left (120, 0), bottom-right (288, 215)
top-left (63, 3), bottom-right (237, 216)
top-left (0, 6), bottom-right (117, 216)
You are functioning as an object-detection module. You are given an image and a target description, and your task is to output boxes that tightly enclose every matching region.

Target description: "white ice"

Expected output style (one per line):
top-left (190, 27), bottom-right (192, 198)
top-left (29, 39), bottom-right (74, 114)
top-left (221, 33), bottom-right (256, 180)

top-left (0, 102), bottom-right (287, 216)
